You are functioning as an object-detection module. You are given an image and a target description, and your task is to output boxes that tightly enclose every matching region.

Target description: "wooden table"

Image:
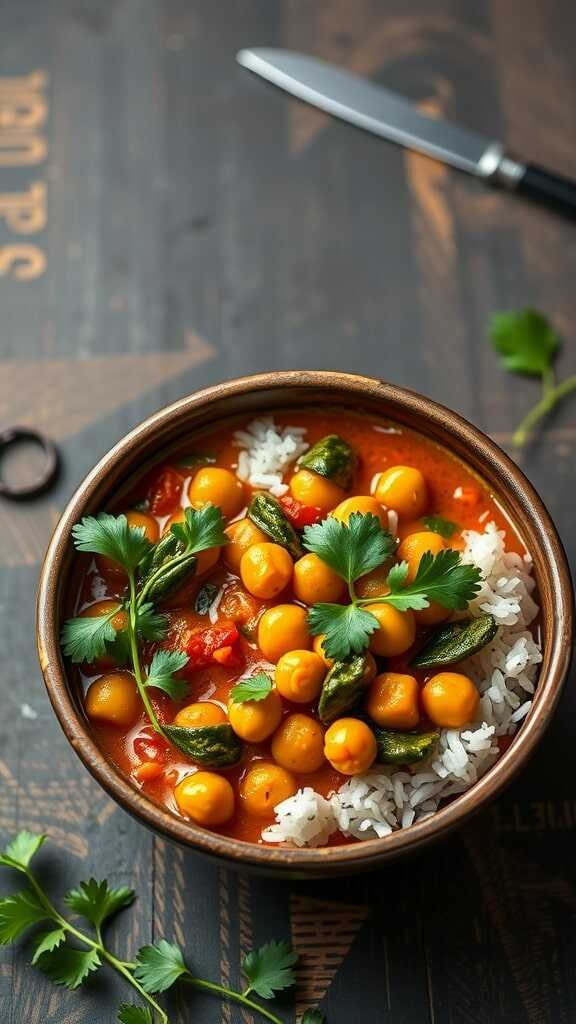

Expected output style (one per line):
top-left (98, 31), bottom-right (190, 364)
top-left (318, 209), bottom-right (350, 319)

top-left (1, 2), bottom-right (575, 1021)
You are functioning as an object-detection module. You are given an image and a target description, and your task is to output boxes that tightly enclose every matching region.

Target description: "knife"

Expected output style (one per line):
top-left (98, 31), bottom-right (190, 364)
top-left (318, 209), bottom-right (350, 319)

top-left (237, 48), bottom-right (576, 219)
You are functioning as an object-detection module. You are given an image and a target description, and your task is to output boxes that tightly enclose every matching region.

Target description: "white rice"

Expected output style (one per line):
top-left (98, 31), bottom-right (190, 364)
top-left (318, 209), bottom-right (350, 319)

top-left (262, 521), bottom-right (542, 847)
top-left (233, 417), bottom-right (308, 496)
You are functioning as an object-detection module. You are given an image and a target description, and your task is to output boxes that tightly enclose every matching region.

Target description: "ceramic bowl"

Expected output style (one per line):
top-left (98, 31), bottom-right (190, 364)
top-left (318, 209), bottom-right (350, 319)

top-left (37, 372), bottom-right (573, 875)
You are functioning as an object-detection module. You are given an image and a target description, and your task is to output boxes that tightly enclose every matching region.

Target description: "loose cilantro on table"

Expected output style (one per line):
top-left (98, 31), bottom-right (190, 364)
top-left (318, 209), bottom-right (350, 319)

top-left (489, 307), bottom-right (576, 446)
top-left (304, 513), bottom-right (481, 661)
top-left (61, 505), bottom-right (228, 750)
top-left (0, 831), bottom-right (325, 1024)
top-left (230, 671), bottom-right (274, 704)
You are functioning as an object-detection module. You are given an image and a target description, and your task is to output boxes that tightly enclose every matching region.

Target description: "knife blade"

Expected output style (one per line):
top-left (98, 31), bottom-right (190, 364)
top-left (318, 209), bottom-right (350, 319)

top-left (237, 48), bottom-right (576, 219)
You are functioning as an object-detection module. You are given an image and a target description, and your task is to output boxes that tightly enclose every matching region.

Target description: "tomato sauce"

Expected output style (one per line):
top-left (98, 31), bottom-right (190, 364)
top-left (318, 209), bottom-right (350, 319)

top-left (67, 409), bottom-right (524, 846)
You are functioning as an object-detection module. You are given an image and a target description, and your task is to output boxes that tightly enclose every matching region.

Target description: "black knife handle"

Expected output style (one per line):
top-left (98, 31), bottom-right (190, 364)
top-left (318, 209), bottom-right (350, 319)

top-left (516, 163), bottom-right (576, 219)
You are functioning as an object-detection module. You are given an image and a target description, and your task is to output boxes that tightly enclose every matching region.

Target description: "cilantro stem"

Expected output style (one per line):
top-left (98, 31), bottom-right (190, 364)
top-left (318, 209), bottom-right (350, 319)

top-left (513, 373), bottom-right (576, 446)
top-left (182, 975), bottom-right (284, 1024)
top-left (127, 570), bottom-right (165, 737)
top-left (21, 864), bottom-right (168, 1023)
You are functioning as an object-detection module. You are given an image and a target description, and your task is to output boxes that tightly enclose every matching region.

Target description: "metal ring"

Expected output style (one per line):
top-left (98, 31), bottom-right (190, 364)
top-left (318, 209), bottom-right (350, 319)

top-left (0, 427), bottom-right (59, 499)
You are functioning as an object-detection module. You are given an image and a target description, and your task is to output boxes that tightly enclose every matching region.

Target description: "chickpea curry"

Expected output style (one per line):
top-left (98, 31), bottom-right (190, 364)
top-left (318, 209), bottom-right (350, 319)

top-left (62, 411), bottom-right (523, 846)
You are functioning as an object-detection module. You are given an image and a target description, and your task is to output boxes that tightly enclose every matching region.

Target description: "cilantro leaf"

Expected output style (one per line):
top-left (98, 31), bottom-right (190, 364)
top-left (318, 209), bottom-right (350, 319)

top-left (136, 603), bottom-right (168, 642)
top-left (230, 672), bottom-right (273, 704)
top-left (302, 1011), bottom-right (327, 1024)
top-left (170, 505), bottom-right (229, 554)
top-left (386, 550), bottom-right (482, 611)
top-left (72, 513), bottom-right (152, 572)
top-left (64, 878), bottom-right (135, 929)
top-left (0, 831), bottom-right (46, 869)
top-left (242, 939), bottom-right (297, 1000)
top-left (134, 939), bottom-right (188, 993)
top-left (422, 515), bottom-right (458, 540)
top-left (37, 944), bottom-right (101, 989)
top-left (308, 603), bottom-right (379, 661)
top-left (145, 650), bottom-right (189, 700)
top-left (60, 611), bottom-right (118, 664)
top-left (303, 513), bottom-right (395, 585)
top-left (489, 308), bottom-right (560, 377)
top-left (32, 928), bottom-right (66, 964)
top-left (0, 889), bottom-right (49, 943)
top-left (118, 1006), bottom-right (154, 1024)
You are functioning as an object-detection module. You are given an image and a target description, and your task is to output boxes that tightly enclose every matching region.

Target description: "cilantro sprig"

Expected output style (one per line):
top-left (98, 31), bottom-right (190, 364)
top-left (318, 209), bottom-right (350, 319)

top-left (61, 506), bottom-right (228, 745)
top-left (489, 307), bottom-right (576, 446)
top-left (0, 831), bottom-right (325, 1024)
top-left (304, 513), bottom-right (481, 660)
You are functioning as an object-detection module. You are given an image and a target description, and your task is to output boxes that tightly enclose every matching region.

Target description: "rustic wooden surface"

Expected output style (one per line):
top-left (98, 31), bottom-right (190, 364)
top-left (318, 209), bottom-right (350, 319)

top-left (1, 2), bottom-right (576, 1021)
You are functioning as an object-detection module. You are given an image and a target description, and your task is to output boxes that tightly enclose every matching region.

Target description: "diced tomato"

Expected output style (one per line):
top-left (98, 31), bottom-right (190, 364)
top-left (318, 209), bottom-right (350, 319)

top-left (132, 760), bottom-right (164, 782)
top-left (133, 733), bottom-right (171, 763)
top-left (148, 467), bottom-right (183, 516)
top-left (453, 485), bottom-right (480, 508)
top-left (184, 624), bottom-right (242, 669)
top-left (279, 495), bottom-right (324, 528)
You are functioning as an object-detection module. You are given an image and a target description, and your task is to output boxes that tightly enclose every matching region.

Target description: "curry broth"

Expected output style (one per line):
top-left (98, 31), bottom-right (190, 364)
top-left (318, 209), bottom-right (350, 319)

top-left (68, 410), bottom-right (524, 845)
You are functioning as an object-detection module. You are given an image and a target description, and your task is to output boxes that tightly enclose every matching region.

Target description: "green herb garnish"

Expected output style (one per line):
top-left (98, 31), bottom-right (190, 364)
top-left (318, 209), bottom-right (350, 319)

top-left (0, 830), bottom-right (323, 1024)
top-left (62, 506), bottom-right (228, 749)
top-left (304, 513), bottom-right (481, 660)
top-left (489, 307), bottom-right (576, 446)
top-left (230, 671), bottom-right (273, 704)
top-left (61, 611), bottom-right (119, 664)
top-left (303, 512), bottom-right (396, 586)
top-left (422, 515), bottom-right (458, 539)
top-left (169, 504), bottom-right (229, 552)
top-left (144, 650), bottom-right (189, 700)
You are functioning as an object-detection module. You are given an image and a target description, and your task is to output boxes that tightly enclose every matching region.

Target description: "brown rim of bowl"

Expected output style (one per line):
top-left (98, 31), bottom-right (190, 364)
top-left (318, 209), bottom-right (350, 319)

top-left (37, 372), bottom-right (573, 874)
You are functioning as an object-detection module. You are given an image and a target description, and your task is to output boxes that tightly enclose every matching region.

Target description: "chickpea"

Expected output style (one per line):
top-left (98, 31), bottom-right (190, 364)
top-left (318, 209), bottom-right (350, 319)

top-left (375, 466), bottom-right (428, 520)
top-left (240, 543), bottom-right (293, 600)
top-left (85, 671), bottom-right (141, 727)
top-left (240, 763), bottom-right (297, 816)
top-left (257, 604), bottom-right (311, 663)
top-left (174, 771), bottom-right (234, 826)
top-left (97, 510), bottom-right (159, 580)
top-left (324, 718), bottom-right (377, 775)
top-left (364, 603), bottom-right (416, 657)
top-left (422, 672), bottom-right (479, 728)
top-left (174, 702), bottom-right (227, 729)
top-left (188, 467), bottom-right (244, 519)
top-left (224, 517), bottom-right (267, 573)
top-left (271, 714), bottom-right (325, 773)
top-left (293, 553), bottom-right (346, 605)
top-left (289, 468), bottom-right (345, 514)
top-left (355, 567), bottom-right (390, 599)
top-left (163, 510), bottom-right (220, 576)
top-left (275, 650), bottom-right (326, 703)
top-left (312, 634), bottom-right (334, 668)
top-left (127, 510), bottom-right (160, 543)
top-left (414, 602), bottom-right (451, 627)
top-left (366, 673), bottom-right (420, 729)
top-left (331, 495), bottom-right (388, 528)
top-left (397, 531), bottom-right (445, 582)
top-left (228, 687), bottom-right (283, 742)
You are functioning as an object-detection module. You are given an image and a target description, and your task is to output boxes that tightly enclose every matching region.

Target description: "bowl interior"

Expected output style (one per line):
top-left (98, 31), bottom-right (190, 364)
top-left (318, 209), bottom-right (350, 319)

top-left (37, 373), bottom-right (573, 874)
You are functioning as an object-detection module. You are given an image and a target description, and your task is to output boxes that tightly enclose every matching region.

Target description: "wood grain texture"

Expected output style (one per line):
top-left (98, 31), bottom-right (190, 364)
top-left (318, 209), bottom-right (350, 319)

top-left (1, 0), bottom-right (576, 1021)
